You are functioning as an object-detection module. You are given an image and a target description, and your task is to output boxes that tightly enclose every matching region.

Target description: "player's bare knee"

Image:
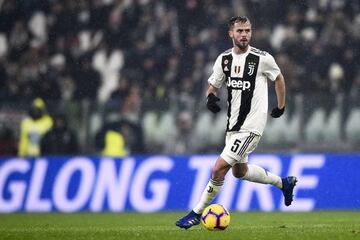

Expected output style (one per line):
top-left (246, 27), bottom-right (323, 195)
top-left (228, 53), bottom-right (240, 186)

top-left (232, 163), bottom-right (248, 178)
top-left (232, 170), bottom-right (243, 178)
top-left (232, 168), bottom-right (246, 178)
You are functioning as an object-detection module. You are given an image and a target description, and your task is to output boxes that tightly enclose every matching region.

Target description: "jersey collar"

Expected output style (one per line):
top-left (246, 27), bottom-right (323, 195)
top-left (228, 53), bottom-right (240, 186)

top-left (232, 45), bottom-right (251, 56)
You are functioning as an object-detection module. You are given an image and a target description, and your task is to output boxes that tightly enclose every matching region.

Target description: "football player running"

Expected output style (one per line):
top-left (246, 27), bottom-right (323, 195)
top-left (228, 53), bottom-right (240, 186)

top-left (176, 16), bottom-right (297, 229)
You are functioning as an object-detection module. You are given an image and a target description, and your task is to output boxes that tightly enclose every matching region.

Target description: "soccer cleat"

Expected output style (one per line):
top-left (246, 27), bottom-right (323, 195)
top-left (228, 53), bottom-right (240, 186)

top-left (175, 210), bottom-right (202, 229)
top-left (281, 176), bottom-right (297, 206)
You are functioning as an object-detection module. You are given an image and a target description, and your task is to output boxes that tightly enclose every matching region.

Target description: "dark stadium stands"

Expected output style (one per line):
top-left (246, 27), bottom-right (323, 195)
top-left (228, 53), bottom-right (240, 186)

top-left (0, 0), bottom-right (359, 154)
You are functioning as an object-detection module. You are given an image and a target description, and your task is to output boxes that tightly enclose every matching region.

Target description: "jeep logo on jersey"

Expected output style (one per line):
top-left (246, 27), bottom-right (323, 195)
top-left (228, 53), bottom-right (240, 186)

top-left (248, 62), bottom-right (256, 76)
top-left (227, 77), bottom-right (251, 90)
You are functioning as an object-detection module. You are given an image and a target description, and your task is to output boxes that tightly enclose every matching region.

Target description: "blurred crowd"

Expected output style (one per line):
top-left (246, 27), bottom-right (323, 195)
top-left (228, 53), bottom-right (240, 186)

top-left (0, 0), bottom-right (359, 156)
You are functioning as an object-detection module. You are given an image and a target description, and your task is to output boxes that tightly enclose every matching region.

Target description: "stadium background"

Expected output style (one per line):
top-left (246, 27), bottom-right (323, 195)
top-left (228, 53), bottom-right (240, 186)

top-left (0, 0), bottom-right (360, 239)
top-left (0, 0), bottom-right (359, 154)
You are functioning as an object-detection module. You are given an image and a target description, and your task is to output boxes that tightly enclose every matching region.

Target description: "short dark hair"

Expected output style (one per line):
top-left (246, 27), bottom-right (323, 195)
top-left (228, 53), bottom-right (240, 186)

top-left (228, 16), bottom-right (251, 30)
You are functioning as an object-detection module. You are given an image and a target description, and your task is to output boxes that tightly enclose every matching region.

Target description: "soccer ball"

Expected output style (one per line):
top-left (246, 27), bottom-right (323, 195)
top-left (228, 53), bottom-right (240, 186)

top-left (201, 204), bottom-right (230, 230)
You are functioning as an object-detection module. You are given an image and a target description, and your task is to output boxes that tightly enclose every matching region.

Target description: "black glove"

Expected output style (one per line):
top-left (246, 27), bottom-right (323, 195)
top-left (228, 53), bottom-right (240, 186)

top-left (206, 93), bottom-right (221, 113)
top-left (271, 106), bottom-right (285, 118)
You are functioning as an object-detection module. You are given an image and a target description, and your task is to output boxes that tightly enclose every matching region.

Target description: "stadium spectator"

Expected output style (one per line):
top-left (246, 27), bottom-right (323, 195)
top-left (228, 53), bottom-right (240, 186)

top-left (18, 98), bottom-right (53, 157)
top-left (73, 56), bottom-right (101, 101)
top-left (40, 113), bottom-right (78, 155)
top-left (118, 119), bottom-right (144, 155)
top-left (0, 125), bottom-right (17, 156)
top-left (95, 119), bottom-right (128, 157)
top-left (163, 111), bottom-right (196, 154)
top-left (92, 39), bottom-right (124, 102)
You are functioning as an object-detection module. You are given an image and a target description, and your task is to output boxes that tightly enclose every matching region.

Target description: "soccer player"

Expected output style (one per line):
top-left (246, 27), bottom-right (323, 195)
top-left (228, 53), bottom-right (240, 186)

top-left (176, 16), bottom-right (297, 229)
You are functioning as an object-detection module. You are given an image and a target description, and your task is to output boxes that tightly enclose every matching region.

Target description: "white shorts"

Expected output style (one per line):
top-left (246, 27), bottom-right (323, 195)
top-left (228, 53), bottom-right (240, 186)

top-left (220, 131), bottom-right (261, 166)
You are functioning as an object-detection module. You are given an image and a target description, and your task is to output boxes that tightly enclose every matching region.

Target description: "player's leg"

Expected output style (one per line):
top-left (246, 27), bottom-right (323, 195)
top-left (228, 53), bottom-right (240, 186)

top-left (232, 162), bottom-right (282, 187)
top-left (175, 157), bottom-right (231, 229)
top-left (233, 163), bottom-right (297, 206)
top-left (193, 157), bottom-right (232, 213)
top-left (231, 132), bottom-right (297, 206)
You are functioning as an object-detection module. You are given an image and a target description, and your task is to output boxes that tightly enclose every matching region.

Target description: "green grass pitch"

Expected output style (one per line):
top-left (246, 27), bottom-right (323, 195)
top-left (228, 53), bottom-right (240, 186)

top-left (0, 212), bottom-right (359, 240)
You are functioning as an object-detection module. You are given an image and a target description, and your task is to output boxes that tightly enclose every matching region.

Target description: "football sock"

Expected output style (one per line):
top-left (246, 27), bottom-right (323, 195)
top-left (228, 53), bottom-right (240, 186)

top-left (193, 178), bottom-right (224, 214)
top-left (242, 164), bottom-right (282, 189)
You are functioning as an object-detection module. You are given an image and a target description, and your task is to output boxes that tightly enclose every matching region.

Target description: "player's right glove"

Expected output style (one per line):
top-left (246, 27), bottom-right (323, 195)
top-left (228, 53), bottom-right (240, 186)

top-left (206, 93), bottom-right (221, 113)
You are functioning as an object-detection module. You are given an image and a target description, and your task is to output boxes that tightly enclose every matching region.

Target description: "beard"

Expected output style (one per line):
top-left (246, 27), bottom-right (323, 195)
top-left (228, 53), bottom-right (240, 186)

top-left (234, 39), bottom-right (249, 50)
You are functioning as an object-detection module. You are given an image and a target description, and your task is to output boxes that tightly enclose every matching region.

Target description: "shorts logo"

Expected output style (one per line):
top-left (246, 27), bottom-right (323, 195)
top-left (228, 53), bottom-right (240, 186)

top-left (227, 77), bottom-right (251, 90)
top-left (234, 65), bottom-right (241, 74)
top-left (248, 62), bottom-right (256, 76)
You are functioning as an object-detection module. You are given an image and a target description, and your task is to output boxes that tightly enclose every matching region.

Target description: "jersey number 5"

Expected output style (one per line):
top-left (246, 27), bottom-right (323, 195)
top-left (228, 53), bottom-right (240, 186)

top-left (231, 139), bottom-right (241, 153)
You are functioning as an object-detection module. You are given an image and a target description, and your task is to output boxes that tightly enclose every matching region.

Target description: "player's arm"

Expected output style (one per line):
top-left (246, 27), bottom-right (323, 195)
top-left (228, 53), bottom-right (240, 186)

top-left (271, 73), bottom-right (286, 118)
top-left (206, 84), bottom-right (221, 113)
top-left (206, 54), bottom-right (224, 114)
top-left (275, 73), bottom-right (285, 109)
top-left (206, 84), bottom-right (219, 97)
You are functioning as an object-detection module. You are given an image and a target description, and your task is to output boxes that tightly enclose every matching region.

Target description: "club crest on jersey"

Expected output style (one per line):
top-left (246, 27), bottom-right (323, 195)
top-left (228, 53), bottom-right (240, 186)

top-left (234, 65), bottom-right (241, 74)
top-left (247, 62), bottom-right (256, 76)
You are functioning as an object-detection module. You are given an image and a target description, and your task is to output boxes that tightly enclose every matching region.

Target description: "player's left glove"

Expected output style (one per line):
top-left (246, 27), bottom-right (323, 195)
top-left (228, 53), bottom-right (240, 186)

top-left (271, 106), bottom-right (285, 118)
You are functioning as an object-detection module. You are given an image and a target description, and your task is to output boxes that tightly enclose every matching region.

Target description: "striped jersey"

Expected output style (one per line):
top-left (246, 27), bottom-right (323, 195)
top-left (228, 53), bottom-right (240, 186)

top-left (208, 46), bottom-right (281, 135)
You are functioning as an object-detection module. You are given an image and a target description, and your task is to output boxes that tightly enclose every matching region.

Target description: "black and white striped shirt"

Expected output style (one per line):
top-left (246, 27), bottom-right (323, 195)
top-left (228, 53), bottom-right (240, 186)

top-left (208, 46), bottom-right (281, 135)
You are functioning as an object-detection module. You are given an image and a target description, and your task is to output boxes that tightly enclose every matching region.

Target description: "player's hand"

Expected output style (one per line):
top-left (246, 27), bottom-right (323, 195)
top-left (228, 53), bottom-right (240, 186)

top-left (206, 93), bottom-right (221, 113)
top-left (271, 106), bottom-right (285, 118)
